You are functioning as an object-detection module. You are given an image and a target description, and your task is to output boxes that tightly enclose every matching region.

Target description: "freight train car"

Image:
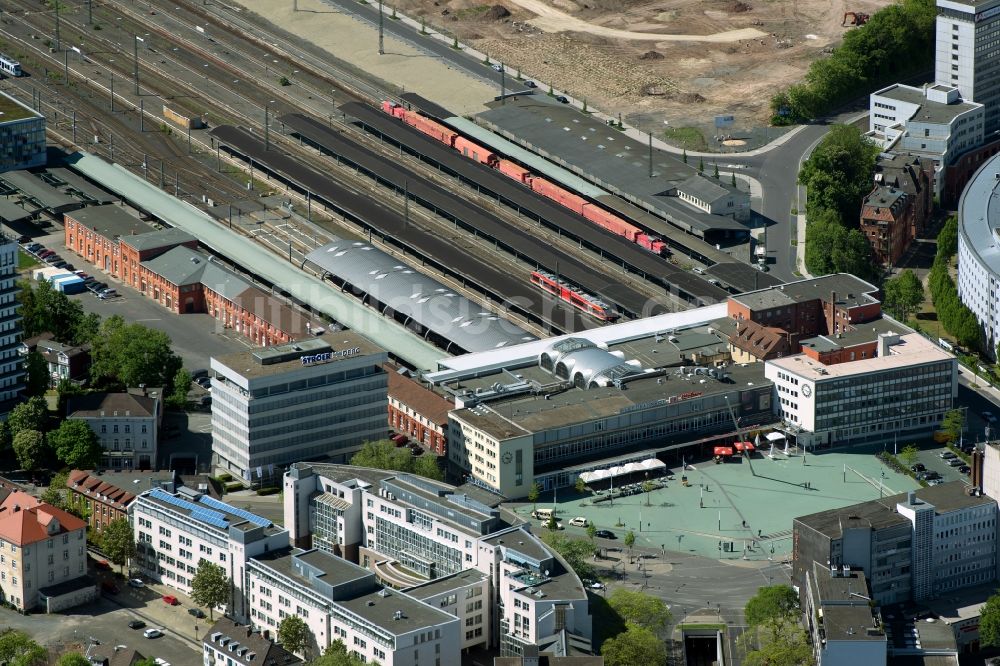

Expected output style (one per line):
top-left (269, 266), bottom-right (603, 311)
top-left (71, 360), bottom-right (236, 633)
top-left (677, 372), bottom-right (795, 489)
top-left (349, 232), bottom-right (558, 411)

top-left (382, 101), bottom-right (669, 258)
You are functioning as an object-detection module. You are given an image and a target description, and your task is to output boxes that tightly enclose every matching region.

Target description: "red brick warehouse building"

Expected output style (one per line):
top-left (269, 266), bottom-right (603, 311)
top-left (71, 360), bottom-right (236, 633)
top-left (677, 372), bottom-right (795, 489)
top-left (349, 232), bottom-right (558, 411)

top-left (64, 205), bottom-right (318, 346)
top-left (385, 364), bottom-right (452, 455)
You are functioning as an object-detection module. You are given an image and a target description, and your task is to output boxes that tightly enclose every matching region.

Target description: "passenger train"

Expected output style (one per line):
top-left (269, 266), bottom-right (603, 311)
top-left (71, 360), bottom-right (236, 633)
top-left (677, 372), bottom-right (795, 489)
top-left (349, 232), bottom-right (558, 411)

top-left (530, 270), bottom-right (618, 322)
top-left (0, 54), bottom-right (23, 78)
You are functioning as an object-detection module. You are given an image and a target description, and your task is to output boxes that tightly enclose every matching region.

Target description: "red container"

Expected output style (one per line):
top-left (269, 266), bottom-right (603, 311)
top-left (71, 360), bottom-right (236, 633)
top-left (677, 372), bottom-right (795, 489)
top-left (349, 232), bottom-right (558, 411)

top-left (498, 160), bottom-right (531, 183)
top-left (454, 136), bottom-right (495, 165)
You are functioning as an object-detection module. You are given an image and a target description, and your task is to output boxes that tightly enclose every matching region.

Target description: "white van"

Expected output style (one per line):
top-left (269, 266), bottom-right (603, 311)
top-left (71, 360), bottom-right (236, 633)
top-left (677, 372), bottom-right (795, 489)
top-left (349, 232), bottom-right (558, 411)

top-left (531, 508), bottom-right (556, 520)
top-left (568, 517), bottom-right (589, 527)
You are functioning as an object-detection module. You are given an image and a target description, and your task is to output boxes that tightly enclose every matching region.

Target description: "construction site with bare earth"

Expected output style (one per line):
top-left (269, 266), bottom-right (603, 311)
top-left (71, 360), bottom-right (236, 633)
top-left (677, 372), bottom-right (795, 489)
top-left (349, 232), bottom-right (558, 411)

top-left (397, 0), bottom-right (891, 141)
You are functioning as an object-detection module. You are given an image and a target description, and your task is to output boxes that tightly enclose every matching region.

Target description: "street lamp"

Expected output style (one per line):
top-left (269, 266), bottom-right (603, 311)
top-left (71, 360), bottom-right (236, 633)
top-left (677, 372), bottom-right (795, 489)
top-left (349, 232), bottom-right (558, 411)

top-left (134, 35), bottom-right (145, 94)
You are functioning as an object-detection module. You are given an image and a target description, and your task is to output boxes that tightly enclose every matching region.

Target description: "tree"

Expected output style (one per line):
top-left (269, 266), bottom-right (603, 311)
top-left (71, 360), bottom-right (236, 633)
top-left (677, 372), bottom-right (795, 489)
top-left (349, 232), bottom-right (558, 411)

top-left (101, 518), bottom-right (136, 574)
top-left (546, 513), bottom-right (559, 531)
top-left (57, 654), bottom-right (91, 666)
top-left (73, 312), bottom-right (101, 347)
top-left (698, 156), bottom-right (704, 173)
top-left (12, 430), bottom-right (45, 471)
top-left (883, 270), bottom-right (925, 322)
top-left (0, 630), bottom-right (47, 666)
top-left (277, 615), bottom-right (311, 657)
top-left (8, 396), bottom-right (50, 435)
top-left (539, 532), bottom-right (596, 580)
top-left (575, 476), bottom-right (586, 495)
top-left (24, 351), bottom-right (49, 396)
top-left (89, 316), bottom-right (182, 389)
top-left (980, 590), bottom-right (1000, 647)
top-left (39, 486), bottom-right (65, 510)
top-left (607, 589), bottom-right (672, 636)
top-left (56, 378), bottom-right (85, 416)
top-left (190, 559), bottom-right (231, 620)
top-left (528, 482), bottom-right (541, 512)
top-left (49, 419), bottom-right (102, 469)
top-left (941, 408), bottom-right (965, 442)
top-left (166, 368), bottom-right (192, 411)
top-left (586, 522), bottom-right (597, 543)
top-left (799, 125), bottom-right (880, 223)
top-left (17, 280), bottom-right (89, 344)
top-left (899, 444), bottom-right (920, 467)
top-left (744, 585), bottom-right (799, 628)
top-left (350, 439), bottom-right (413, 472)
top-left (624, 530), bottom-right (636, 562)
top-left (600, 625), bottom-right (667, 666)
top-left (311, 640), bottom-right (365, 666)
top-left (411, 453), bottom-right (444, 481)
top-left (742, 617), bottom-right (815, 666)
top-left (642, 479), bottom-right (654, 507)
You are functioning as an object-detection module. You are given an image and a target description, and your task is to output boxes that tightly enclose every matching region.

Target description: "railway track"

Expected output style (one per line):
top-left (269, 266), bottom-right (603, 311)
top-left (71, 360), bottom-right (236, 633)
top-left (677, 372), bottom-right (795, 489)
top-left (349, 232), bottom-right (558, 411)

top-left (0, 0), bottom-right (686, 330)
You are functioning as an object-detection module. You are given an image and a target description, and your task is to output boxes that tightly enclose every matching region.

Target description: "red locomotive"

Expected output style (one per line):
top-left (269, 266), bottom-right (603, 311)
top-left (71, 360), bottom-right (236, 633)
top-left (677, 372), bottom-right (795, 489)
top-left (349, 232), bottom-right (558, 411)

top-left (381, 101), bottom-right (669, 257)
top-left (530, 270), bottom-right (618, 322)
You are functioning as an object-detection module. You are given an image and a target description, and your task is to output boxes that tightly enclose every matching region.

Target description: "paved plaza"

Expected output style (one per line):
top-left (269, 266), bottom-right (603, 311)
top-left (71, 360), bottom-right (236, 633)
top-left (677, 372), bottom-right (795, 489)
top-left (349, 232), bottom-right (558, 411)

top-left (524, 445), bottom-right (923, 561)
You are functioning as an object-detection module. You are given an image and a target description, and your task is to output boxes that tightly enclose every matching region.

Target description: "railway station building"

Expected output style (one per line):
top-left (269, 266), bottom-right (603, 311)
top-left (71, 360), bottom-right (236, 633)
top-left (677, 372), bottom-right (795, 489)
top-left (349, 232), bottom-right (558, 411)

top-left (209, 334), bottom-right (388, 484)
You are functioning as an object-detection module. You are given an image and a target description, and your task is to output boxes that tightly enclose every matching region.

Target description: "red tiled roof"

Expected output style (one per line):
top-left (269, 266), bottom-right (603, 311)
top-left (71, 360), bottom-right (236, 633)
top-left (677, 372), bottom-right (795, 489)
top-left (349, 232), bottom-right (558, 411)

top-left (0, 491), bottom-right (86, 546)
top-left (385, 364), bottom-right (452, 426)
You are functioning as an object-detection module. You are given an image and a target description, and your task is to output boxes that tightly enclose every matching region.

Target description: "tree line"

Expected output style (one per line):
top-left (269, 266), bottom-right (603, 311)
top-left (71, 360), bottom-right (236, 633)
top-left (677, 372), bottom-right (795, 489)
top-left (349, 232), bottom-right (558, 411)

top-left (799, 125), bottom-right (880, 282)
top-left (928, 216), bottom-right (981, 350)
top-left (770, 0), bottom-right (935, 124)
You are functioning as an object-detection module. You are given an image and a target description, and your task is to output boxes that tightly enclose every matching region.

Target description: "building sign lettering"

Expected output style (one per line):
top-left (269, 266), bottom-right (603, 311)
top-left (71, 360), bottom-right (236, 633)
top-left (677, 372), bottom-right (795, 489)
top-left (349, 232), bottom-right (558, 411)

top-left (977, 6), bottom-right (1000, 22)
top-left (300, 347), bottom-right (362, 365)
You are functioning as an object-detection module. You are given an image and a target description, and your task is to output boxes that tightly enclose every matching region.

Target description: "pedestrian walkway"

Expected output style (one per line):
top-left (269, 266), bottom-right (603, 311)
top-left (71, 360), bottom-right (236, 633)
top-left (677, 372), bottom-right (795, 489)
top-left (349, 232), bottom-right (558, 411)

top-left (523, 444), bottom-right (919, 560)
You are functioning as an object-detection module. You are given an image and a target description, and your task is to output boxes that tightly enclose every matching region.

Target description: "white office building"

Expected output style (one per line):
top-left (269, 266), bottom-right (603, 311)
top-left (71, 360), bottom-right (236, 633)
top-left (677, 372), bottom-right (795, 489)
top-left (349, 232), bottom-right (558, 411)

top-left (869, 83), bottom-right (984, 196)
top-left (765, 330), bottom-right (956, 449)
top-left (210, 333), bottom-right (388, 484)
top-left (283, 464), bottom-right (593, 658)
top-left (957, 151), bottom-right (1000, 355)
top-left (936, 0), bottom-right (1000, 133)
top-left (130, 486), bottom-right (289, 620)
top-left (247, 547), bottom-right (460, 666)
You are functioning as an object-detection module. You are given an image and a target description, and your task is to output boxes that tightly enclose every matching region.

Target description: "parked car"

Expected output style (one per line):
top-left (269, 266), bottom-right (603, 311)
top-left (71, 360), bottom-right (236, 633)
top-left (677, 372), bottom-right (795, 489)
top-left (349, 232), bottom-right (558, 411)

top-left (17, 236), bottom-right (31, 245)
top-left (187, 608), bottom-right (205, 618)
top-left (555, 95), bottom-right (569, 103)
top-left (38, 250), bottom-right (55, 259)
top-left (154, 659), bottom-right (171, 666)
top-left (947, 457), bottom-right (965, 467)
top-left (568, 517), bottom-right (589, 527)
top-left (959, 465), bottom-right (972, 474)
top-left (128, 578), bottom-right (145, 588)
top-left (939, 451), bottom-right (957, 460)
top-left (95, 560), bottom-right (111, 570)
top-left (190, 368), bottom-right (209, 380)
top-left (162, 595), bottom-right (179, 606)
top-left (128, 620), bottom-right (146, 630)
top-left (98, 289), bottom-right (117, 300)
top-left (143, 628), bottom-right (163, 639)
top-left (910, 463), bottom-right (926, 473)
top-left (491, 63), bottom-right (504, 72)
top-left (594, 530), bottom-right (616, 539)
top-left (63, 263), bottom-right (75, 272)
top-left (524, 80), bottom-right (537, 88)
top-left (44, 254), bottom-right (63, 264)
top-left (928, 478), bottom-right (944, 486)
top-left (590, 581), bottom-right (605, 590)
top-left (51, 261), bottom-right (68, 269)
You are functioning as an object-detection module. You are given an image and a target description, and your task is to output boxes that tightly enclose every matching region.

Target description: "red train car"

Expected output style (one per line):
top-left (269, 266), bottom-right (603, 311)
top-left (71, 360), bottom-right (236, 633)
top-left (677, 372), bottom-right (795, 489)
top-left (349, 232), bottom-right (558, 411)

top-left (529, 177), bottom-right (590, 216)
top-left (454, 136), bottom-right (498, 166)
top-left (498, 159), bottom-right (531, 183)
top-left (530, 270), bottom-right (618, 322)
top-left (381, 102), bottom-right (458, 147)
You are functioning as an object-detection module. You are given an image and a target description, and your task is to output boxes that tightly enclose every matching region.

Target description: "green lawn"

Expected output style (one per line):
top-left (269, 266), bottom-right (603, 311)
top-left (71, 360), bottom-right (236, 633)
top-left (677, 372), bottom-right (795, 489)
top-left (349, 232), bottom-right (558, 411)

top-left (664, 127), bottom-right (708, 152)
top-left (18, 249), bottom-right (39, 270)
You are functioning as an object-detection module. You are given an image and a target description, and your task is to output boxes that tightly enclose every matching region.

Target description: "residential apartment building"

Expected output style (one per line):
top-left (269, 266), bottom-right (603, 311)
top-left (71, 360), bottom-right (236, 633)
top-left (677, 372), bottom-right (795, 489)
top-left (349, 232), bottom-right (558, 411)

top-left (874, 152), bottom-right (934, 239)
top-left (203, 617), bottom-right (301, 666)
top-left (860, 186), bottom-right (914, 267)
top-left (386, 366), bottom-right (451, 455)
top-left (793, 482), bottom-right (997, 606)
top-left (67, 388), bottom-right (163, 470)
top-left (247, 547), bottom-right (460, 666)
top-left (66, 469), bottom-right (176, 533)
top-left (210, 334), bottom-right (388, 483)
top-left (0, 239), bottom-right (24, 404)
top-left (18, 333), bottom-right (90, 387)
top-left (283, 463), bottom-right (593, 658)
top-left (935, 0), bottom-right (1000, 133)
top-left (0, 92), bottom-right (45, 173)
top-left (130, 486), bottom-right (289, 620)
top-left (802, 563), bottom-right (886, 666)
top-left (0, 490), bottom-right (92, 612)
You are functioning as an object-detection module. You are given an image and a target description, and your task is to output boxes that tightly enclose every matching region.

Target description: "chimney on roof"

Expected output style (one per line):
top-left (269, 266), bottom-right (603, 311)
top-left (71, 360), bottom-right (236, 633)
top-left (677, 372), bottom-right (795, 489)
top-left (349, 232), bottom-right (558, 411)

top-left (830, 291), bottom-right (837, 333)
